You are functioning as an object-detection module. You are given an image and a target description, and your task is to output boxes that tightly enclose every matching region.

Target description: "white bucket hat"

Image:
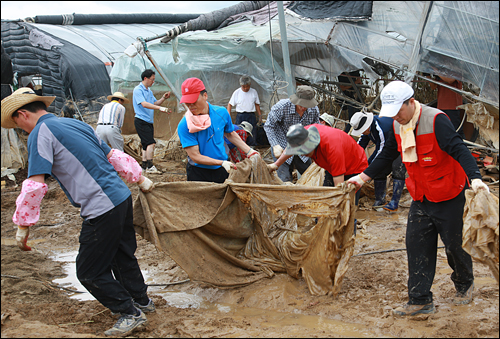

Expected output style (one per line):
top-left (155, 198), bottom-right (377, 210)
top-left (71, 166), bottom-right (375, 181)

top-left (319, 113), bottom-right (335, 127)
top-left (1, 87), bottom-right (55, 129)
top-left (239, 121), bottom-right (253, 137)
top-left (379, 81), bottom-right (414, 118)
top-left (350, 112), bottom-right (374, 137)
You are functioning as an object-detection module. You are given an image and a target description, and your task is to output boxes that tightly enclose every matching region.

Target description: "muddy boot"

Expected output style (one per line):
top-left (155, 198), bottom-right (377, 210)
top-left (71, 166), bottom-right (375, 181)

top-left (383, 179), bottom-right (404, 212)
top-left (372, 180), bottom-right (386, 208)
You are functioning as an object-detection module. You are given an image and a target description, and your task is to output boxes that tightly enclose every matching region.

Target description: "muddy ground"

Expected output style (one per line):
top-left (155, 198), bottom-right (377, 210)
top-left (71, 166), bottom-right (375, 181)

top-left (1, 157), bottom-right (499, 338)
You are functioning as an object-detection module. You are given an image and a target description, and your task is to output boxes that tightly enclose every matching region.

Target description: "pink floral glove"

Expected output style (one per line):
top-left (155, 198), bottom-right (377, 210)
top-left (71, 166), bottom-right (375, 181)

top-left (13, 179), bottom-right (48, 227)
top-left (108, 149), bottom-right (143, 183)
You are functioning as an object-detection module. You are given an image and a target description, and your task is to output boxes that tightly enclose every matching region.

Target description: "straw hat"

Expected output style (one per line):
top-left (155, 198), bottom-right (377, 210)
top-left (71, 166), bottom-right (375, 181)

top-left (1, 87), bottom-right (55, 129)
top-left (107, 91), bottom-right (130, 104)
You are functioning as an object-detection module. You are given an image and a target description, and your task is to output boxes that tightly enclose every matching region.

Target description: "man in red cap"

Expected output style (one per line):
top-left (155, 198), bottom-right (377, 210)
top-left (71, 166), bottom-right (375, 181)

top-left (177, 77), bottom-right (259, 183)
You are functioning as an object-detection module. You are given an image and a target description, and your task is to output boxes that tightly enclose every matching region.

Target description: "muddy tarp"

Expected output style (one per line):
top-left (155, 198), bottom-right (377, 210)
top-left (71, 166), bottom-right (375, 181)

top-left (134, 157), bottom-right (356, 295)
top-left (463, 189), bottom-right (499, 283)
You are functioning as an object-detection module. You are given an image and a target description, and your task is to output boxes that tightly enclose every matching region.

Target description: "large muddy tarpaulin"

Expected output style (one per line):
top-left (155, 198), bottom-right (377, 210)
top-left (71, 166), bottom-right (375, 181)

top-left (463, 189), bottom-right (499, 283)
top-left (133, 156), bottom-right (356, 295)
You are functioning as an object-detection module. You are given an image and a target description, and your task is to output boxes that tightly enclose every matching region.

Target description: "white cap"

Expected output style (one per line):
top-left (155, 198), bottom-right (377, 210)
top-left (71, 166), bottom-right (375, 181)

top-left (379, 81), bottom-right (414, 118)
top-left (350, 112), bottom-right (374, 137)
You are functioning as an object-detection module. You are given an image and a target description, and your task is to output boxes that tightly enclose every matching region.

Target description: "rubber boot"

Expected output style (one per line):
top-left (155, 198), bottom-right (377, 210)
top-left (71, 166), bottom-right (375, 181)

top-left (373, 180), bottom-right (387, 208)
top-left (383, 179), bottom-right (405, 212)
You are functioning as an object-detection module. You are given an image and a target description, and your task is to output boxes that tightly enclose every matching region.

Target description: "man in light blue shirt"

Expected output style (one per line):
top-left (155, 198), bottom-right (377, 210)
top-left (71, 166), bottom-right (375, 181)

top-left (133, 69), bottom-right (171, 173)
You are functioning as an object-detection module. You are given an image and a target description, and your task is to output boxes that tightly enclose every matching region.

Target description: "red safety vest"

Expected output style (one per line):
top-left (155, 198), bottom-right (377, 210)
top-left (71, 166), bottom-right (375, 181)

top-left (394, 105), bottom-right (466, 202)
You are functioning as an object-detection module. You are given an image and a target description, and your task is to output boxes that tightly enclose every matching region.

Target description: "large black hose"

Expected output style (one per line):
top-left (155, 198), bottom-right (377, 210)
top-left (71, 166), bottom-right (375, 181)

top-left (34, 13), bottom-right (200, 25)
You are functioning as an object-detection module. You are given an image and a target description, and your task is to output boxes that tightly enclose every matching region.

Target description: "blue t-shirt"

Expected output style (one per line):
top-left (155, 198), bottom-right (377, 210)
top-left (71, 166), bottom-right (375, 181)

top-left (27, 114), bottom-right (131, 220)
top-left (177, 103), bottom-right (234, 169)
top-left (133, 82), bottom-right (156, 123)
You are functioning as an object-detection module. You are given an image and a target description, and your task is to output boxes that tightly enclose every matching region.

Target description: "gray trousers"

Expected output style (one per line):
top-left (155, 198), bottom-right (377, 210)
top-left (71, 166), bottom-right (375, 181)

top-left (96, 125), bottom-right (124, 151)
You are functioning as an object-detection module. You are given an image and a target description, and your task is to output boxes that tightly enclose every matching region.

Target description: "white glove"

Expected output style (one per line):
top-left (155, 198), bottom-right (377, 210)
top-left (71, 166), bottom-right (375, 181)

top-left (138, 176), bottom-right (154, 193)
top-left (471, 178), bottom-right (490, 193)
top-left (347, 174), bottom-right (366, 190)
top-left (222, 161), bottom-right (237, 173)
top-left (267, 163), bottom-right (278, 173)
top-left (159, 107), bottom-right (169, 113)
top-left (246, 148), bottom-right (260, 158)
top-left (16, 226), bottom-right (31, 251)
top-left (273, 145), bottom-right (283, 158)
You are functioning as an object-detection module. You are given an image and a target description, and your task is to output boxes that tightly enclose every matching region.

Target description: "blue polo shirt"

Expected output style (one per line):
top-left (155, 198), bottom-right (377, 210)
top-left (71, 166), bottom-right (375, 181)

top-left (177, 103), bottom-right (234, 169)
top-left (27, 114), bottom-right (131, 220)
top-left (133, 82), bottom-right (156, 123)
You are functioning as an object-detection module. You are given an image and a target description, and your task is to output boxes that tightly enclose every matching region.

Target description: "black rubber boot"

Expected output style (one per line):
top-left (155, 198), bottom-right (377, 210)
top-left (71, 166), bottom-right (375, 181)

top-left (383, 179), bottom-right (405, 212)
top-left (373, 180), bottom-right (387, 207)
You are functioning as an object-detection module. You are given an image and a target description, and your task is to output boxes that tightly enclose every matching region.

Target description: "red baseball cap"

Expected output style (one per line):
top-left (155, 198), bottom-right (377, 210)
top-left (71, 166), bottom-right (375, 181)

top-left (180, 78), bottom-right (205, 103)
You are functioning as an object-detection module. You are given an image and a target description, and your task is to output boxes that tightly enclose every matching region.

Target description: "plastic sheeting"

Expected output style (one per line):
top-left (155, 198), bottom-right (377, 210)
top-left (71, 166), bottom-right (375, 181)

top-left (111, 1), bottom-right (498, 118)
top-left (462, 189), bottom-right (499, 282)
top-left (133, 157), bottom-right (357, 295)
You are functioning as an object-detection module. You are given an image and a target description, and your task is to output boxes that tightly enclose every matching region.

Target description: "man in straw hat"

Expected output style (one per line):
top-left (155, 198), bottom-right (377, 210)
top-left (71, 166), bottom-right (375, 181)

top-left (350, 111), bottom-right (407, 212)
top-left (264, 85), bottom-right (320, 182)
top-left (1, 87), bottom-right (157, 336)
top-left (347, 80), bottom-right (489, 316)
top-left (96, 91), bottom-right (129, 151)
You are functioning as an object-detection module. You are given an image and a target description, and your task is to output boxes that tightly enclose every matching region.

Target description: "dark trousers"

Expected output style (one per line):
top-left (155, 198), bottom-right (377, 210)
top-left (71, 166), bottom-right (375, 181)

top-left (372, 155), bottom-right (406, 181)
top-left (406, 188), bottom-right (473, 305)
top-left (235, 112), bottom-right (257, 146)
top-left (76, 195), bottom-right (148, 314)
top-left (186, 162), bottom-right (229, 183)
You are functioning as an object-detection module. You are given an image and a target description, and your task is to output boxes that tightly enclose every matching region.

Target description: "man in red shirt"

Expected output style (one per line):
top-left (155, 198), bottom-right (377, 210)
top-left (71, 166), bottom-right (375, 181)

top-left (430, 75), bottom-right (464, 139)
top-left (268, 123), bottom-right (368, 228)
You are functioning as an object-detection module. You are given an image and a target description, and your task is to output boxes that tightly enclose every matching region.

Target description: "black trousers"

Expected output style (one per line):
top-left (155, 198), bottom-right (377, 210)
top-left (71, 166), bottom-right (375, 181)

top-left (76, 195), bottom-right (148, 314)
top-left (406, 188), bottom-right (473, 305)
top-left (186, 162), bottom-right (229, 183)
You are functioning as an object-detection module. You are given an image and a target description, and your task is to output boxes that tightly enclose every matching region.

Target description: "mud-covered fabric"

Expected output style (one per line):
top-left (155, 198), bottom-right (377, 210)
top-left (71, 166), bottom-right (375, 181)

top-left (133, 156), bottom-right (357, 295)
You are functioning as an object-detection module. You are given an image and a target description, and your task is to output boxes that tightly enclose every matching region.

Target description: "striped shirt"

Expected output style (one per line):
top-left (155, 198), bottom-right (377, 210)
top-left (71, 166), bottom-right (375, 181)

top-left (97, 101), bottom-right (125, 128)
top-left (264, 99), bottom-right (320, 165)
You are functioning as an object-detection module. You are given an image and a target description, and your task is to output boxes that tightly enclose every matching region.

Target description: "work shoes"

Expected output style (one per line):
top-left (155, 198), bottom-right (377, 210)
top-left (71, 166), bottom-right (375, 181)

top-left (104, 308), bottom-right (147, 336)
top-left (134, 298), bottom-right (156, 313)
top-left (146, 165), bottom-right (161, 174)
top-left (393, 302), bottom-right (436, 316)
top-left (453, 282), bottom-right (474, 305)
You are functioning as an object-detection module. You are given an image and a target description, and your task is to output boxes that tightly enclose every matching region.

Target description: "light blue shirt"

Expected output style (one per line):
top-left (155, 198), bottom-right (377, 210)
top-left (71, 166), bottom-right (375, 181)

top-left (177, 103), bottom-right (234, 169)
top-left (27, 114), bottom-right (131, 220)
top-left (133, 82), bottom-right (156, 123)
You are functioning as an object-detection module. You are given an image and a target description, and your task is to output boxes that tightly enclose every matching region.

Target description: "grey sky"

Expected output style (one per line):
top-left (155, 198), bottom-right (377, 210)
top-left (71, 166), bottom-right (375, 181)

top-left (1, 1), bottom-right (241, 20)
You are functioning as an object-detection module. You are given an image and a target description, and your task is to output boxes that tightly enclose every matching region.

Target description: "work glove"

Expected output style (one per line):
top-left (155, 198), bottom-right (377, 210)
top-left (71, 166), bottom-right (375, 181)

top-left (222, 160), bottom-right (237, 173)
top-left (138, 176), bottom-right (154, 193)
top-left (16, 226), bottom-right (31, 251)
top-left (159, 107), bottom-right (169, 113)
top-left (246, 148), bottom-right (260, 158)
top-left (347, 174), bottom-right (366, 190)
top-left (471, 178), bottom-right (490, 193)
top-left (272, 145), bottom-right (283, 158)
top-left (267, 163), bottom-right (278, 173)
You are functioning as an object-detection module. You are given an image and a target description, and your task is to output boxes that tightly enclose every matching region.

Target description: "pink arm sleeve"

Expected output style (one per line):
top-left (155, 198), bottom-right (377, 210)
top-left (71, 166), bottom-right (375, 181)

top-left (108, 149), bottom-right (143, 183)
top-left (13, 179), bottom-right (48, 227)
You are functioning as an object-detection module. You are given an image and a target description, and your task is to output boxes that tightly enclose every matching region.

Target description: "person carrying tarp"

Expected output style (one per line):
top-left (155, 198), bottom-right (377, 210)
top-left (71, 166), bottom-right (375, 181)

top-left (349, 111), bottom-right (407, 212)
top-left (264, 85), bottom-right (320, 182)
top-left (1, 88), bottom-right (156, 336)
top-left (347, 80), bottom-right (490, 316)
top-left (133, 69), bottom-right (171, 174)
top-left (268, 123), bottom-right (368, 227)
top-left (177, 77), bottom-right (260, 183)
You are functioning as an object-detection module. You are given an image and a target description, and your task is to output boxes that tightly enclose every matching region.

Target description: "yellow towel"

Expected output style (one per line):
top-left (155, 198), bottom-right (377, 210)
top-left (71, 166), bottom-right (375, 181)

top-left (400, 100), bottom-right (421, 163)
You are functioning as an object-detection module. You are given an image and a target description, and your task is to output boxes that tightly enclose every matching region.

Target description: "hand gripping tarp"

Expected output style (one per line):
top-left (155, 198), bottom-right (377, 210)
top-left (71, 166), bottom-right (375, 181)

top-left (133, 156), bottom-right (356, 295)
top-left (462, 189), bottom-right (499, 283)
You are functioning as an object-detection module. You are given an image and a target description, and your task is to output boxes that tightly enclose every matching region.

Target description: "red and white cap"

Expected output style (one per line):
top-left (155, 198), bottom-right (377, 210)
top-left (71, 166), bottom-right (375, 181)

top-left (180, 78), bottom-right (206, 104)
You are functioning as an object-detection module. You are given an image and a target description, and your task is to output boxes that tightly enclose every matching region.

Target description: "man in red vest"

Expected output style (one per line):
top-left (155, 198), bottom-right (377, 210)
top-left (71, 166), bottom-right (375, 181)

top-left (347, 81), bottom-right (489, 317)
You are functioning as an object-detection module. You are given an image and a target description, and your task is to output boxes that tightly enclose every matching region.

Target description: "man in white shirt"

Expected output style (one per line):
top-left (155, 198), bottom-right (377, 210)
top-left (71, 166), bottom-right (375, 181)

top-left (227, 75), bottom-right (262, 146)
top-left (96, 92), bottom-right (128, 151)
